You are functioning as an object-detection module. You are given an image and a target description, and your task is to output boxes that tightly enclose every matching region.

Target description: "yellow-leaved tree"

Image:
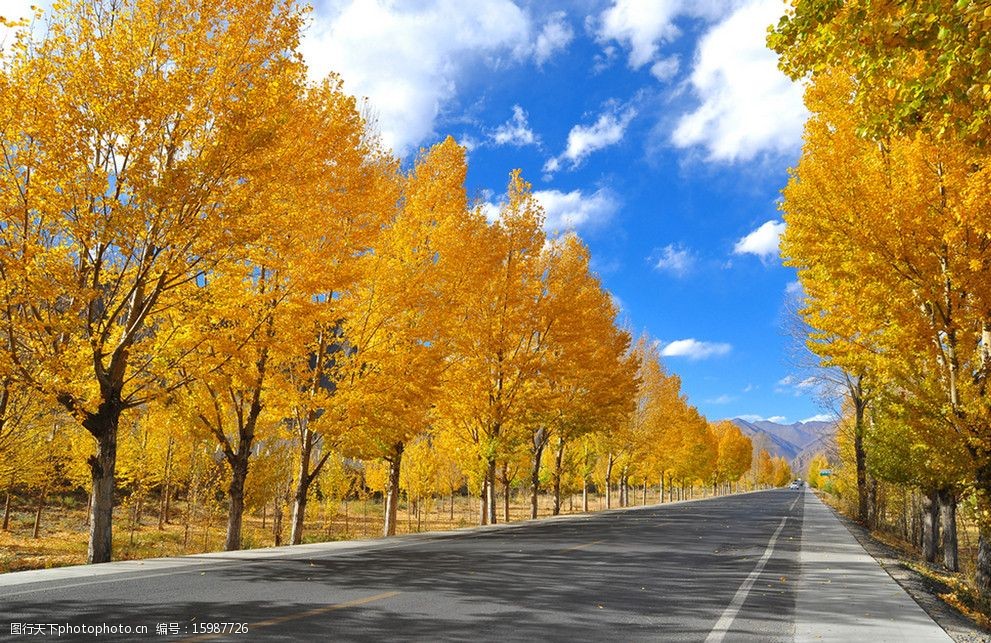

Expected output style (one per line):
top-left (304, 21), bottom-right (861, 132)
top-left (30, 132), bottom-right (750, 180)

top-left (436, 170), bottom-right (548, 525)
top-left (333, 138), bottom-right (472, 537)
top-left (0, 0), bottom-right (317, 563)
top-left (781, 67), bottom-right (991, 595)
top-left (173, 78), bottom-right (388, 551)
top-left (528, 233), bottom-right (636, 517)
top-left (712, 421), bottom-right (753, 493)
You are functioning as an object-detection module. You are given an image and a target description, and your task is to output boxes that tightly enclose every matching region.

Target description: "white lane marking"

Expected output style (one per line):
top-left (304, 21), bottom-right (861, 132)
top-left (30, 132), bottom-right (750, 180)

top-left (705, 515), bottom-right (789, 643)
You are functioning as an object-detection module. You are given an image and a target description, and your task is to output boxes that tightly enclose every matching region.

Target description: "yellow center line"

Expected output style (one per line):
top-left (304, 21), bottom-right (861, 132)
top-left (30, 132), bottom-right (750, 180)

top-left (182, 590), bottom-right (400, 641)
top-left (561, 539), bottom-right (604, 552)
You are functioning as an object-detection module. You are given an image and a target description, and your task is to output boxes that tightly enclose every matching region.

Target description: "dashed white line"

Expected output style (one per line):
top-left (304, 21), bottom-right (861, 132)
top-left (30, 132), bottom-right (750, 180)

top-left (705, 511), bottom-right (792, 642)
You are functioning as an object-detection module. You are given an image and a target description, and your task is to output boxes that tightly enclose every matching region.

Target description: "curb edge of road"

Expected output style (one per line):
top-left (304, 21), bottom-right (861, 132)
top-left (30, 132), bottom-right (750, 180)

top-left (814, 492), bottom-right (990, 643)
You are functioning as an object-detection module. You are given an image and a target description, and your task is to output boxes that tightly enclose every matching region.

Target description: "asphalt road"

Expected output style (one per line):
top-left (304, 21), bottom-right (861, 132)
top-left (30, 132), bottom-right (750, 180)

top-left (0, 489), bottom-right (946, 642)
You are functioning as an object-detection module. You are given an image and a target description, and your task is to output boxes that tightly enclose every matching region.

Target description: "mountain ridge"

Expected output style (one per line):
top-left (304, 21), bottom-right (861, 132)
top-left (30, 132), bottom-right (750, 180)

top-left (729, 418), bottom-right (837, 468)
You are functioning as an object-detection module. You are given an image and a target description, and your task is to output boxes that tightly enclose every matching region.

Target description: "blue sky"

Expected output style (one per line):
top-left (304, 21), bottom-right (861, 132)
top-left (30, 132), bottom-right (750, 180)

top-left (0, 0), bottom-right (832, 425)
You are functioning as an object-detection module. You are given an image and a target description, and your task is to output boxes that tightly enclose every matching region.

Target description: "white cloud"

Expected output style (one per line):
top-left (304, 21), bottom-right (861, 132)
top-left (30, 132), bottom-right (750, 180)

top-left (544, 105), bottom-right (636, 173)
top-left (659, 338), bottom-right (732, 360)
top-left (738, 414), bottom-right (788, 424)
top-left (733, 220), bottom-right (785, 260)
top-left (594, 0), bottom-right (730, 70)
top-left (534, 11), bottom-right (573, 66)
top-left (596, 0), bottom-right (682, 69)
top-left (534, 187), bottom-right (619, 232)
top-left (490, 105), bottom-right (538, 147)
top-left (650, 56), bottom-right (680, 81)
top-left (592, 44), bottom-right (619, 73)
top-left (801, 413), bottom-right (834, 423)
top-left (652, 244), bottom-right (694, 277)
top-left (480, 201), bottom-right (502, 223)
top-left (785, 280), bottom-right (803, 296)
top-left (706, 394), bottom-right (736, 404)
top-left (776, 374), bottom-right (821, 396)
top-left (796, 376), bottom-right (818, 389)
top-left (458, 134), bottom-right (482, 152)
top-left (302, 0), bottom-right (531, 156)
top-left (672, 0), bottom-right (807, 162)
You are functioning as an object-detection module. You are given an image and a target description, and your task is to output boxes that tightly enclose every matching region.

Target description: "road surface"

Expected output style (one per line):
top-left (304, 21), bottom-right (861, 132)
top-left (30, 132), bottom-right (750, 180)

top-left (1, 489), bottom-right (952, 641)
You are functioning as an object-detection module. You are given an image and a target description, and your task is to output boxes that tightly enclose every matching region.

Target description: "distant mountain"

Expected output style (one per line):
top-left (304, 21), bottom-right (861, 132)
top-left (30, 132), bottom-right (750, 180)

top-left (792, 432), bottom-right (840, 475)
top-left (730, 418), bottom-right (837, 469)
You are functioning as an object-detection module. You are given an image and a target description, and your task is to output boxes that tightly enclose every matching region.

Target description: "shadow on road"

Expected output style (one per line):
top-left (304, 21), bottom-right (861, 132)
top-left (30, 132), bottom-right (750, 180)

top-left (5, 491), bottom-right (889, 642)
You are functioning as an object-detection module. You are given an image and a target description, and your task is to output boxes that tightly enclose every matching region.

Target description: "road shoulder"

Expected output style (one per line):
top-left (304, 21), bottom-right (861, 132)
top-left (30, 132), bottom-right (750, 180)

top-left (796, 490), bottom-right (953, 642)
top-left (821, 497), bottom-right (991, 643)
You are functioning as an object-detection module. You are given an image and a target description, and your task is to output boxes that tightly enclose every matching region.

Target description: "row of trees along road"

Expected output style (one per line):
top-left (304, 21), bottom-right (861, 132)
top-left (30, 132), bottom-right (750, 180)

top-left (770, 0), bottom-right (991, 603)
top-left (0, 0), bottom-right (762, 565)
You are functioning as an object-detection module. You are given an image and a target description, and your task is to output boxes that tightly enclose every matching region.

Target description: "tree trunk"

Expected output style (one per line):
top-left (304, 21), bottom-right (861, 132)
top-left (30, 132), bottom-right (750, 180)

top-left (86, 424), bottom-right (119, 563)
top-left (32, 484), bottom-right (48, 539)
top-left (158, 436), bottom-right (174, 530)
top-left (486, 457), bottom-right (497, 525)
top-left (974, 464), bottom-right (991, 599)
top-left (605, 454), bottom-right (614, 509)
top-left (383, 447), bottom-right (403, 537)
top-left (853, 394), bottom-right (869, 525)
top-left (479, 485), bottom-right (487, 526)
top-left (290, 428), bottom-right (334, 545)
top-left (902, 489), bottom-right (910, 542)
top-left (129, 493), bottom-right (140, 545)
top-left (502, 461), bottom-right (510, 523)
top-left (290, 433), bottom-right (314, 545)
top-left (530, 428), bottom-right (546, 520)
top-left (659, 472), bottom-right (664, 504)
top-left (921, 489), bottom-right (940, 563)
top-left (866, 475), bottom-right (878, 529)
top-left (2, 474), bottom-right (12, 530)
top-left (978, 532), bottom-right (991, 600)
top-left (582, 476), bottom-right (588, 512)
top-left (290, 475), bottom-right (308, 546)
top-left (224, 454), bottom-right (248, 551)
top-left (273, 496), bottom-right (284, 546)
top-left (184, 451), bottom-right (199, 549)
top-left (938, 487), bottom-right (958, 572)
top-left (552, 438), bottom-right (565, 516)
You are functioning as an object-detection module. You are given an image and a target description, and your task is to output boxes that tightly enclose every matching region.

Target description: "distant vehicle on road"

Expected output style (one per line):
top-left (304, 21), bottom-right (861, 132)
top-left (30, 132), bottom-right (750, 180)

top-left (788, 480), bottom-right (803, 489)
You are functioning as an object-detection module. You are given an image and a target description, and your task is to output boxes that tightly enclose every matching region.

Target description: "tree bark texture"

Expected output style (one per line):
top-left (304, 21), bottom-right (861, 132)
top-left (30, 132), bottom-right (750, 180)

top-left (383, 447), bottom-right (403, 537)
top-left (938, 487), bottom-right (958, 572)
